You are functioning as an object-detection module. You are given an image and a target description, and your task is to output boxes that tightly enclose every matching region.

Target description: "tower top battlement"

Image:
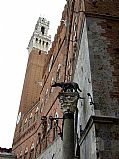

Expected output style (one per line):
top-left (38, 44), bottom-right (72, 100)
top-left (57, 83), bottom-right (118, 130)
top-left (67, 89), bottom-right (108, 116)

top-left (37, 17), bottom-right (50, 27)
top-left (27, 17), bottom-right (51, 54)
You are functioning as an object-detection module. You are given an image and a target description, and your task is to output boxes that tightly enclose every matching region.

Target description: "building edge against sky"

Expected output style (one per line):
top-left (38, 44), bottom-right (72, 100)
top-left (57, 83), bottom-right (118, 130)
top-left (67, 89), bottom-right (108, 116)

top-left (12, 0), bottom-right (119, 159)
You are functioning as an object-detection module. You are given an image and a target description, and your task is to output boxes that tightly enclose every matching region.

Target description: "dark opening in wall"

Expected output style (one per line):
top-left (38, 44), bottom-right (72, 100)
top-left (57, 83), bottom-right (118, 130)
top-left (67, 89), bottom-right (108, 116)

top-left (46, 42), bottom-right (48, 47)
top-left (39, 50), bottom-right (41, 55)
top-left (43, 41), bottom-right (45, 45)
top-left (41, 26), bottom-right (45, 35)
top-left (39, 39), bottom-right (41, 44)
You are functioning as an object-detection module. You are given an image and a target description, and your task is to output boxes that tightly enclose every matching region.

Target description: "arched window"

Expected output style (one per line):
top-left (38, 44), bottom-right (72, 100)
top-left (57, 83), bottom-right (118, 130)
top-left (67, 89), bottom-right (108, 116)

top-left (50, 77), bottom-right (54, 93)
top-left (44, 89), bottom-right (48, 103)
top-left (48, 55), bottom-right (54, 72)
top-left (19, 151), bottom-right (22, 159)
top-left (42, 41), bottom-right (45, 45)
top-left (36, 38), bottom-right (38, 42)
top-left (39, 39), bottom-right (41, 44)
top-left (30, 143), bottom-right (34, 159)
top-left (56, 64), bottom-right (61, 82)
top-left (16, 154), bottom-right (19, 159)
top-left (40, 98), bottom-right (44, 113)
top-left (41, 26), bottom-right (45, 35)
top-left (24, 147), bottom-right (28, 159)
top-left (46, 42), bottom-right (48, 47)
top-left (35, 133), bottom-right (41, 158)
top-left (28, 113), bottom-right (33, 126)
top-left (35, 107), bottom-right (39, 120)
top-left (23, 118), bottom-right (28, 131)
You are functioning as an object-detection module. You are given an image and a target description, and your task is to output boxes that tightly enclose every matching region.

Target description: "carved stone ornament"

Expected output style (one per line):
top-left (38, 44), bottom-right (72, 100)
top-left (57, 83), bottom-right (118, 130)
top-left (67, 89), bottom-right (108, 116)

top-left (58, 92), bottom-right (79, 113)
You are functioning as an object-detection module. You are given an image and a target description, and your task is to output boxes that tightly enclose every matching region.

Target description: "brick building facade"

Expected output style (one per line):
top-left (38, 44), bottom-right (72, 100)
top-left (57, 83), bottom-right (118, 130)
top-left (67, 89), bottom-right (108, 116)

top-left (12, 0), bottom-right (119, 159)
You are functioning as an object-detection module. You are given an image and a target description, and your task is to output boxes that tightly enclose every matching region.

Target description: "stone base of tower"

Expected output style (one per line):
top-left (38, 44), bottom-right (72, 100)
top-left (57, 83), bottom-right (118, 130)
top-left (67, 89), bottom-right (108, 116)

top-left (79, 116), bottom-right (119, 159)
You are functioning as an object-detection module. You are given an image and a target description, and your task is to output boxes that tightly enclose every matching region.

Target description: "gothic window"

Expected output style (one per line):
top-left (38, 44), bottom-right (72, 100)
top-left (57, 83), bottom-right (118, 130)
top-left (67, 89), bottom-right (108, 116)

top-left (28, 113), bottom-right (33, 126)
top-left (35, 144), bottom-right (39, 158)
top-left (41, 26), bottom-right (45, 35)
top-left (72, 16), bottom-right (78, 43)
top-left (19, 151), bottom-right (22, 159)
top-left (35, 133), bottom-right (41, 158)
top-left (47, 116), bottom-right (52, 132)
top-left (56, 64), bottom-right (61, 82)
top-left (73, 22), bottom-right (77, 39)
top-left (50, 77), bottom-right (54, 93)
top-left (29, 143), bottom-right (34, 159)
top-left (38, 132), bottom-right (41, 144)
top-left (19, 156), bottom-right (22, 159)
top-left (41, 117), bottom-right (47, 138)
top-left (40, 99), bottom-right (44, 113)
top-left (23, 118), bottom-right (27, 131)
top-left (35, 107), bottom-right (39, 120)
top-left (24, 152), bottom-right (28, 159)
top-left (48, 55), bottom-right (54, 72)
top-left (44, 89), bottom-right (48, 103)
top-left (24, 147), bottom-right (28, 159)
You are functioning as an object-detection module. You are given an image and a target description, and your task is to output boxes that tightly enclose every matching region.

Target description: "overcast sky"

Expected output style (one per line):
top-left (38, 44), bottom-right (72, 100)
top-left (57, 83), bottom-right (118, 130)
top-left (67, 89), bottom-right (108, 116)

top-left (0, 0), bottom-right (66, 148)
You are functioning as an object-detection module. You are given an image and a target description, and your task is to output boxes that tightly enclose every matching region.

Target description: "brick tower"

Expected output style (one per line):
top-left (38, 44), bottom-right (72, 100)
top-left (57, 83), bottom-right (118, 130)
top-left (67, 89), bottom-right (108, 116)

top-left (18, 17), bottom-right (51, 115)
top-left (12, 17), bottom-right (51, 157)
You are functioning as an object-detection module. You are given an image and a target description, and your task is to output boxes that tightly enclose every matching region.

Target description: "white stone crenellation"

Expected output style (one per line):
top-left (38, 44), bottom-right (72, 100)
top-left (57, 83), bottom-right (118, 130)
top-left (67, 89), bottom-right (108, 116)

top-left (27, 17), bottom-right (51, 54)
